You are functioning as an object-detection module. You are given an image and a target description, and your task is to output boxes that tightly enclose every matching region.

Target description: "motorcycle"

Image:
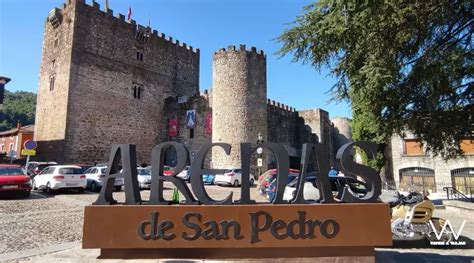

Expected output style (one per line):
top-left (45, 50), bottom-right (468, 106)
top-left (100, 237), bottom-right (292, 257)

top-left (390, 191), bottom-right (453, 243)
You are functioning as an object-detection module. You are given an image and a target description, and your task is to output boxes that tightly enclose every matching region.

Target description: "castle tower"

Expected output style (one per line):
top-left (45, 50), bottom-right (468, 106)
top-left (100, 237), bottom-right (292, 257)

top-left (35, 0), bottom-right (199, 163)
top-left (211, 45), bottom-right (267, 169)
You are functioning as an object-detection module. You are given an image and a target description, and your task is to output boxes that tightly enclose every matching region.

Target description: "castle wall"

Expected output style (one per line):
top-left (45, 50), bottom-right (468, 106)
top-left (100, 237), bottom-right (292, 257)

top-left (266, 100), bottom-right (300, 156)
top-left (35, 0), bottom-right (199, 164)
top-left (34, 4), bottom-right (76, 161)
top-left (331, 117), bottom-right (352, 150)
top-left (212, 45), bottom-right (267, 169)
top-left (298, 109), bottom-right (333, 165)
top-left (163, 94), bottom-right (212, 166)
top-left (35, 1), bottom-right (344, 168)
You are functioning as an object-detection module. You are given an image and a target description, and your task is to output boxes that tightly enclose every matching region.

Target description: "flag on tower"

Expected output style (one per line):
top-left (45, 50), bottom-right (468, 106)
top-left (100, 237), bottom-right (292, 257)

top-left (127, 6), bottom-right (132, 21)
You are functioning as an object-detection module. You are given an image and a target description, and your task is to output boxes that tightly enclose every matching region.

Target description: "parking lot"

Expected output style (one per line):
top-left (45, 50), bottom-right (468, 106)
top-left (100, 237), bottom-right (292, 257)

top-left (0, 183), bottom-right (473, 262)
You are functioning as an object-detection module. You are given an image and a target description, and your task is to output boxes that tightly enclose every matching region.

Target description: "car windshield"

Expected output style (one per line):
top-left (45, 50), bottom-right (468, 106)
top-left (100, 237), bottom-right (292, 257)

top-left (0, 168), bottom-right (25, 176)
top-left (138, 169), bottom-right (151, 175)
top-left (59, 168), bottom-right (84, 174)
top-left (37, 164), bottom-right (50, 170)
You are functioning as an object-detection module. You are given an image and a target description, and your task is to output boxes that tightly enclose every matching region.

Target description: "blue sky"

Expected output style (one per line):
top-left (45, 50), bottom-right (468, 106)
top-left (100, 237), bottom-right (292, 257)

top-left (0, 0), bottom-right (351, 118)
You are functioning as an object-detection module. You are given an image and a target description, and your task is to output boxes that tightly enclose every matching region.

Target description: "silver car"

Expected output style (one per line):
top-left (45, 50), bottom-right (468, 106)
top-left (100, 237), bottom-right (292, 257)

top-left (84, 166), bottom-right (124, 192)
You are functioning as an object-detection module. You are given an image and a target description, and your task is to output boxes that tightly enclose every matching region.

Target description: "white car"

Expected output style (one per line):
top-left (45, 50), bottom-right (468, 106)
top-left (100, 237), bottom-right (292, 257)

top-left (137, 168), bottom-right (152, 189)
top-left (176, 166), bottom-right (191, 181)
top-left (32, 165), bottom-right (87, 194)
top-left (84, 166), bottom-right (124, 192)
top-left (215, 168), bottom-right (254, 187)
top-left (283, 179), bottom-right (320, 202)
top-left (283, 176), bottom-right (399, 203)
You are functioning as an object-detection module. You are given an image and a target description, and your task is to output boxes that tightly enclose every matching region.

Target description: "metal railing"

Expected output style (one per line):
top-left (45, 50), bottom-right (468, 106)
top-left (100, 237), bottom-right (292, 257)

top-left (443, 187), bottom-right (473, 202)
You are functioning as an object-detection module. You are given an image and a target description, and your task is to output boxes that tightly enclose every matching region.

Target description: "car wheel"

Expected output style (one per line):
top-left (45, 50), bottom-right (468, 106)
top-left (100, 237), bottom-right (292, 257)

top-left (233, 180), bottom-right (239, 187)
top-left (114, 186), bottom-right (122, 192)
top-left (45, 182), bottom-right (53, 195)
top-left (90, 181), bottom-right (98, 192)
top-left (23, 190), bottom-right (31, 198)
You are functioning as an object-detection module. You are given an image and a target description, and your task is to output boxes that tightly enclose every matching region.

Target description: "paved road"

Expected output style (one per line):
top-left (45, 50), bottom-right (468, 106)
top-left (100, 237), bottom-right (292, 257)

top-left (0, 183), bottom-right (472, 262)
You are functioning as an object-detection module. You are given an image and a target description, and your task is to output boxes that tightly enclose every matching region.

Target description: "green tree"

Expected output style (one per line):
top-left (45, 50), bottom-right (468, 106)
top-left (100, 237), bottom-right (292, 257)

top-left (278, 0), bottom-right (473, 161)
top-left (0, 89), bottom-right (36, 131)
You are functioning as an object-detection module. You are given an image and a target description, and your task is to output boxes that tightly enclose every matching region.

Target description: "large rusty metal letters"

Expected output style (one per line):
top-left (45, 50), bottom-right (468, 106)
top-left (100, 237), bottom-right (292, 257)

top-left (94, 144), bottom-right (141, 205)
top-left (149, 142), bottom-right (198, 205)
top-left (93, 141), bottom-right (383, 205)
top-left (293, 143), bottom-right (334, 204)
top-left (240, 142), bottom-right (289, 204)
top-left (336, 141), bottom-right (382, 203)
top-left (190, 143), bottom-right (233, 205)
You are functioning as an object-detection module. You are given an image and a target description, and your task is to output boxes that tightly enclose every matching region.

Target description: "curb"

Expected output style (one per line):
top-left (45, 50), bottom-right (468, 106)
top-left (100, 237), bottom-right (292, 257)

top-left (444, 204), bottom-right (474, 212)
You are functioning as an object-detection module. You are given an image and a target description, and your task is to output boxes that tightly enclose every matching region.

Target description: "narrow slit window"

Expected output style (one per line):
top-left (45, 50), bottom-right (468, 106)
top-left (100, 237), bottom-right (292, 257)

top-left (136, 52), bottom-right (143, 61)
top-left (132, 85), bottom-right (143, 99)
top-left (189, 128), bottom-right (194, 139)
top-left (49, 74), bottom-right (56, 91)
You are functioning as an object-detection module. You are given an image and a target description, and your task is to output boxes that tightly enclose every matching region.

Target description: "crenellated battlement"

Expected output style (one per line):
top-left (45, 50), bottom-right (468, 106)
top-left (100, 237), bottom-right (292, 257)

top-left (59, 0), bottom-right (199, 55)
top-left (267, 99), bottom-right (297, 113)
top-left (214, 44), bottom-right (266, 59)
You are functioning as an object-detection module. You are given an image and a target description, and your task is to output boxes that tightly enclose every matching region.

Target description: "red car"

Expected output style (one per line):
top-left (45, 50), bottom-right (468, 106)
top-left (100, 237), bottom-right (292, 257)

top-left (0, 164), bottom-right (32, 197)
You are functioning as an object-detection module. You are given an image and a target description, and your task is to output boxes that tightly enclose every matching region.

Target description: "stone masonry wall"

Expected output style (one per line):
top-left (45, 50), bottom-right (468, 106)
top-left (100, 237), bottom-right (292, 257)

top-left (212, 45), bottom-right (267, 169)
top-left (389, 133), bottom-right (474, 193)
top-left (266, 100), bottom-right (299, 156)
top-left (162, 94), bottom-right (212, 167)
top-left (36, 0), bottom-right (200, 164)
top-left (35, 3), bottom-right (76, 162)
top-left (298, 109), bottom-right (334, 165)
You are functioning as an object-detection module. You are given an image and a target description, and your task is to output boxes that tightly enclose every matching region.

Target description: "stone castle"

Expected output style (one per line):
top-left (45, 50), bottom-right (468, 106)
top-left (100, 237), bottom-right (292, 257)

top-left (35, 0), bottom-right (352, 169)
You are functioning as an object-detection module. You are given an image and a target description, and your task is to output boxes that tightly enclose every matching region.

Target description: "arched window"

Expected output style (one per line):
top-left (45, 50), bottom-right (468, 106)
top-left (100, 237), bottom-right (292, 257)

top-left (451, 168), bottom-right (474, 194)
top-left (399, 167), bottom-right (436, 193)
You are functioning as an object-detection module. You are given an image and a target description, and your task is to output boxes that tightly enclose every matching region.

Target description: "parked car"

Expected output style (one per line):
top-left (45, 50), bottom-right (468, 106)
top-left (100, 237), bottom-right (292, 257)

top-left (215, 168), bottom-right (255, 187)
top-left (202, 174), bottom-right (215, 185)
top-left (84, 166), bottom-right (124, 192)
top-left (32, 165), bottom-right (87, 194)
top-left (25, 161), bottom-right (57, 177)
top-left (69, 163), bottom-right (93, 171)
top-left (163, 166), bottom-right (174, 176)
top-left (0, 164), bottom-right (32, 197)
top-left (281, 175), bottom-right (369, 202)
top-left (137, 168), bottom-right (152, 189)
top-left (257, 169), bottom-right (300, 198)
top-left (176, 166), bottom-right (191, 181)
